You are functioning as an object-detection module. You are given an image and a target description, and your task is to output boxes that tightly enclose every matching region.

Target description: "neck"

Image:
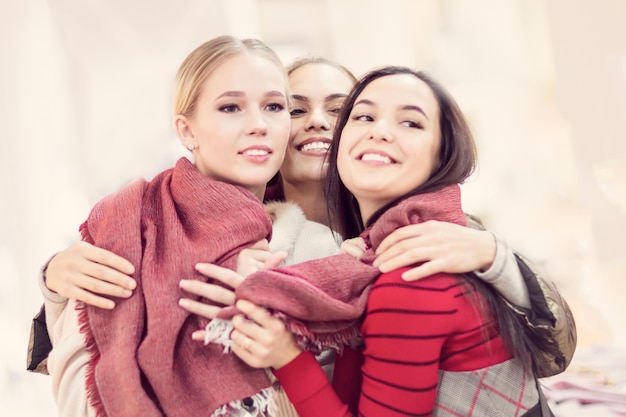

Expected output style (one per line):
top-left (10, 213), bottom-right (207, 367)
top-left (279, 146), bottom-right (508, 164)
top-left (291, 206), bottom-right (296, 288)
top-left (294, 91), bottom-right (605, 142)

top-left (248, 185), bottom-right (266, 201)
top-left (282, 179), bottom-right (329, 227)
top-left (358, 199), bottom-right (387, 227)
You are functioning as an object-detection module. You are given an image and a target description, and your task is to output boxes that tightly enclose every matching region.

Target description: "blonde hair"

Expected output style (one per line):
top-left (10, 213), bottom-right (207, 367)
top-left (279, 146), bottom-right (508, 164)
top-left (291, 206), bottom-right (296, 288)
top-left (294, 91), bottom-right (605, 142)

top-left (173, 35), bottom-right (287, 118)
top-left (286, 56), bottom-right (357, 84)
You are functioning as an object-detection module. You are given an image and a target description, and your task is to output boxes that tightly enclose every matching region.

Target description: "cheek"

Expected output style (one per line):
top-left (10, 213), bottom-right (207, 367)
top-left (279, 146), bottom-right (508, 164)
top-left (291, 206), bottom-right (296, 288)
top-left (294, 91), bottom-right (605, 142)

top-left (289, 118), bottom-right (304, 141)
top-left (328, 116), bottom-right (339, 132)
top-left (336, 141), bottom-right (352, 179)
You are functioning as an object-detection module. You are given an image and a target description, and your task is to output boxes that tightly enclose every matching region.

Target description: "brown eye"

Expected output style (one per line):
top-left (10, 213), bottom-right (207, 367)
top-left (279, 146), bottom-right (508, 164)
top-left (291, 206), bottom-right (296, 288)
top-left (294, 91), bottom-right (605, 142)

top-left (289, 108), bottom-right (306, 117)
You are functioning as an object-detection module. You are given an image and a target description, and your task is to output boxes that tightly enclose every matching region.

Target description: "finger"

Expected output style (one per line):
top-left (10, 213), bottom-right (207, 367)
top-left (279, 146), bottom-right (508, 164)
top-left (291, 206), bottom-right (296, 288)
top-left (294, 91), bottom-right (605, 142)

top-left (240, 248), bottom-right (274, 263)
top-left (230, 338), bottom-right (260, 368)
top-left (191, 330), bottom-right (206, 342)
top-left (233, 301), bottom-right (285, 340)
top-left (374, 237), bottom-right (429, 268)
top-left (178, 297), bottom-right (223, 319)
top-left (375, 223), bottom-right (424, 255)
top-left (231, 312), bottom-right (267, 342)
top-left (87, 262), bottom-right (137, 290)
top-left (235, 300), bottom-right (273, 327)
top-left (82, 242), bottom-right (135, 275)
top-left (71, 288), bottom-right (116, 309)
top-left (401, 260), bottom-right (442, 282)
top-left (247, 239), bottom-right (270, 251)
top-left (340, 241), bottom-right (366, 259)
top-left (263, 251), bottom-right (287, 269)
top-left (179, 279), bottom-right (235, 306)
top-left (376, 246), bottom-right (431, 272)
top-left (195, 263), bottom-right (244, 289)
top-left (77, 273), bottom-right (134, 298)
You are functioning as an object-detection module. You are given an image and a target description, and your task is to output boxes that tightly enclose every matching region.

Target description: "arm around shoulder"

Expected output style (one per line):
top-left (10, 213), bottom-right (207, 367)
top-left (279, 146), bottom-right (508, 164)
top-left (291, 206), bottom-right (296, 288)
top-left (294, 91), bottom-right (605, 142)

top-left (512, 253), bottom-right (577, 377)
top-left (466, 215), bottom-right (576, 377)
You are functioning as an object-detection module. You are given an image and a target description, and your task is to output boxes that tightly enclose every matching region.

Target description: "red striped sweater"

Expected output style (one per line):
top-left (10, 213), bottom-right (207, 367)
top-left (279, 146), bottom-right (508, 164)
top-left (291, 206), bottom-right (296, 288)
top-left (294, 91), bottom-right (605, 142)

top-left (273, 267), bottom-right (513, 417)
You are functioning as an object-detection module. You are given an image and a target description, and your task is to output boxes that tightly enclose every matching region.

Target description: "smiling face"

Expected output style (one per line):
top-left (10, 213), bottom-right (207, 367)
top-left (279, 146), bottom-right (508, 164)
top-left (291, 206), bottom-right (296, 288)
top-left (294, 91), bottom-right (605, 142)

top-left (174, 53), bottom-right (290, 198)
top-left (337, 74), bottom-right (442, 222)
top-left (279, 63), bottom-right (355, 186)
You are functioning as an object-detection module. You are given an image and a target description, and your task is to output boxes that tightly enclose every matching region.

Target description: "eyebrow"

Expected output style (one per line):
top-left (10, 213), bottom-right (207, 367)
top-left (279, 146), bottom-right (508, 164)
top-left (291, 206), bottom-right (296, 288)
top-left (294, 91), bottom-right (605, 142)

top-left (216, 90), bottom-right (286, 100)
top-left (353, 99), bottom-right (429, 120)
top-left (402, 104), bottom-right (429, 120)
top-left (291, 93), bottom-right (348, 103)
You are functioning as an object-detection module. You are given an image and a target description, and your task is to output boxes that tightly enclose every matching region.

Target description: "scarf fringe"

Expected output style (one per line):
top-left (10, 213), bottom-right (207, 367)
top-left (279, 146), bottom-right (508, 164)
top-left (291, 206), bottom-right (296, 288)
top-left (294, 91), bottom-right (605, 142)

top-left (204, 318), bottom-right (235, 353)
top-left (209, 386), bottom-right (275, 417)
top-left (76, 300), bottom-right (108, 417)
top-left (76, 220), bottom-right (108, 417)
top-left (205, 314), bottom-right (362, 356)
top-left (277, 312), bottom-right (362, 355)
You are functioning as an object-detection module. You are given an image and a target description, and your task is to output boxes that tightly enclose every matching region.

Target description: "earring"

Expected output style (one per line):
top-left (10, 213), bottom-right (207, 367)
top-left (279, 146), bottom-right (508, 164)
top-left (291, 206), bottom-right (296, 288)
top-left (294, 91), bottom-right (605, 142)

top-left (187, 143), bottom-right (196, 151)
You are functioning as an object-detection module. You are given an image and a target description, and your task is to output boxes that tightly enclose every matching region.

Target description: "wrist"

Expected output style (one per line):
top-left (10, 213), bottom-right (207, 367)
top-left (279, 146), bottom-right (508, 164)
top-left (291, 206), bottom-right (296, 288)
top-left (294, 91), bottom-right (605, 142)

top-left (273, 345), bottom-right (304, 370)
top-left (41, 253), bottom-right (59, 293)
top-left (478, 231), bottom-right (497, 272)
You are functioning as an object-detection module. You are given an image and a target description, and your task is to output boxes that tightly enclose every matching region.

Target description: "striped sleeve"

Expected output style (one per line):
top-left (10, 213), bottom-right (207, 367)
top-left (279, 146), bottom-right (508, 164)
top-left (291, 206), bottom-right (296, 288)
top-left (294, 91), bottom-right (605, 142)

top-left (357, 269), bottom-right (492, 416)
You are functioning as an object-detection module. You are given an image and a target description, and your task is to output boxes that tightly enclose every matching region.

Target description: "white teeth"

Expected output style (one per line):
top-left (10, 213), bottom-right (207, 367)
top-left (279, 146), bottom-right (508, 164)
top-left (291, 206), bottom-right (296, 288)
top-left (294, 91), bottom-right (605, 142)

top-left (244, 149), bottom-right (269, 156)
top-left (361, 153), bottom-right (391, 163)
top-left (301, 142), bottom-right (330, 152)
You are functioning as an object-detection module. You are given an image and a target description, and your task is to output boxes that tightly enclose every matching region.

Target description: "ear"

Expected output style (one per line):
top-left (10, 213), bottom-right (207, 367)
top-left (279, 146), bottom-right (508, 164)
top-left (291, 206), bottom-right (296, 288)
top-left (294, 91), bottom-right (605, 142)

top-left (174, 115), bottom-right (195, 149)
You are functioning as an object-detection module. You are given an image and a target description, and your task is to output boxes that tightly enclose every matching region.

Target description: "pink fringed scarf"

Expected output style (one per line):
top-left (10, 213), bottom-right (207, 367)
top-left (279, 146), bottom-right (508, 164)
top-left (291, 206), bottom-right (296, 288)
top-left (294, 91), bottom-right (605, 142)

top-left (77, 157), bottom-right (274, 417)
top-left (220, 184), bottom-right (468, 351)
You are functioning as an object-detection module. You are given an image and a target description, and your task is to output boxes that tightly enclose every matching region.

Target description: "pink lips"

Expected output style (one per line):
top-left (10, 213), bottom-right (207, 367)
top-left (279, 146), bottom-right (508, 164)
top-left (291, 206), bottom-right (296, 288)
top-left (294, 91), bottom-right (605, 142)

top-left (239, 145), bottom-right (273, 163)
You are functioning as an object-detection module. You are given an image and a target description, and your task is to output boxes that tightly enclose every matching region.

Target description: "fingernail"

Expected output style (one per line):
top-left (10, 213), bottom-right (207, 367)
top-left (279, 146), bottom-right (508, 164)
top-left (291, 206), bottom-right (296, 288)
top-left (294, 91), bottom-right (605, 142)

top-left (127, 280), bottom-right (137, 290)
top-left (179, 298), bottom-right (190, 307)
top-left (179, 280), bottom-right (189, 288)
top-left (195, 263), bottom-right (208, 271)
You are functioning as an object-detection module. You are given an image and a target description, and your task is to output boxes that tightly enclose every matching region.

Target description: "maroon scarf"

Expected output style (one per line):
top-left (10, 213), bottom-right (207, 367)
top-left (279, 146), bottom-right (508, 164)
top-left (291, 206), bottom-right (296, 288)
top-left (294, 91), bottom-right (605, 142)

top-left (77, 157), bottom-right (273, 416)
top-left (225, 185), bottom-right (468, 351)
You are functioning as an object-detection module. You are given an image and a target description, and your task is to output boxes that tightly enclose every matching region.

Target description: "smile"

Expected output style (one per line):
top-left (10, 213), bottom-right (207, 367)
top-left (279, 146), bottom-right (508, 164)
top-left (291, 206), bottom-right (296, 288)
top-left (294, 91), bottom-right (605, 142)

top-left (241, 149), bottom-right (270, 156)
top-left (297, 141), bottom-right (331, 152)
top-left (360, 153), bottom-right (393, 164)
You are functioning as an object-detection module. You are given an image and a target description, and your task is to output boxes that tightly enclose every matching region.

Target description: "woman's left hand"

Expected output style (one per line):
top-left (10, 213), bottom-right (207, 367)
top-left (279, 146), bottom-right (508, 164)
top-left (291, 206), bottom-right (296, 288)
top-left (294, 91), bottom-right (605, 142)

top-left (374, 220), bottom-right (496, 281)
top-left (226, 300), bottom-right (302, 370)
top-left (179, 263), bottom-right (242, 319)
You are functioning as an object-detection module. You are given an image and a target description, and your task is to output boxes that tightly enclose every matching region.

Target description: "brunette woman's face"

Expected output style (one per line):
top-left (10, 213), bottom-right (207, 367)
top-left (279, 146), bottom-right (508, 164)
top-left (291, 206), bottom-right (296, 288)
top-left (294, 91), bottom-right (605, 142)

top-left (280, 63), bottom-right (354, 186)
top-left (337, 74), bottom-right (442, 222)
top-left (176, 53), bottom-right (290, 198)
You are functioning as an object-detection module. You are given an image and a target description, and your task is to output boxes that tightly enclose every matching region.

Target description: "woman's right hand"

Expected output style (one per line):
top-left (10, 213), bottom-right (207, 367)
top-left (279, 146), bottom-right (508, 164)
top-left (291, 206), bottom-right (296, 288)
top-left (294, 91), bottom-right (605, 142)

top-left (45, 241), bottom-right (136, 309)
top-left (229, 299), bottom-right (302, 370)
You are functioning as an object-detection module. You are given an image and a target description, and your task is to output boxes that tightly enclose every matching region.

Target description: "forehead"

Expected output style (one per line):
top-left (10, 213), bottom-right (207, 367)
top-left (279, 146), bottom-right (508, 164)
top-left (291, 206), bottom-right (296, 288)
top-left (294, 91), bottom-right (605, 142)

top-left (288, 63), bottom-right (354, 96)
top-left (203, 53), bottom-right (287, 96)
top-left (357, 74), bottom-right (439, 117)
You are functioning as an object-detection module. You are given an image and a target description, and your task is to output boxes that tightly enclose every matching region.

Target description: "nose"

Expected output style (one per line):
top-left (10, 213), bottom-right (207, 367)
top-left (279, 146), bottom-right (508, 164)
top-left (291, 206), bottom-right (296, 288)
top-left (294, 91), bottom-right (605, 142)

top-left (368, 119), bottom-right (392, 142)
top-left (245, 107), bottom-right (268, 136)
top-left (304, 107), bottom-right (331, 132)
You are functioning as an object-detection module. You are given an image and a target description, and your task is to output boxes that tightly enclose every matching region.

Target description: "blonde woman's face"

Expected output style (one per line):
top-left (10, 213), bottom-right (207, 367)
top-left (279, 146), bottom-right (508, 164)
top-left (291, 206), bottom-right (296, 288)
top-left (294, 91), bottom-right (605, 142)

top-left (280, 63), bottom-right (354, 187)
top-left (177, 53), bottom-right (290, 198)
top-left (337, 74), bottom-right (442, 222)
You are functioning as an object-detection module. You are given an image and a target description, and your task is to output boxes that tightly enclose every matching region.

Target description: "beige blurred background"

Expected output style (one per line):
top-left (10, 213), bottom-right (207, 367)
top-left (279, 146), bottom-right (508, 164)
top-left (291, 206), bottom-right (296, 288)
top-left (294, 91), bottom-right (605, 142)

top-left (1, 0), bottom-right (625, 415)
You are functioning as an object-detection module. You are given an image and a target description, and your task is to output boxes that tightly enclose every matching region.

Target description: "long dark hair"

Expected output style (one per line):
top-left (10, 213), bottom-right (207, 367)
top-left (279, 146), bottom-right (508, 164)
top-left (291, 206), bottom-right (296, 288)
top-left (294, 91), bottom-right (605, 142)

top-left (325, 66), bottom-right (542, 375)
